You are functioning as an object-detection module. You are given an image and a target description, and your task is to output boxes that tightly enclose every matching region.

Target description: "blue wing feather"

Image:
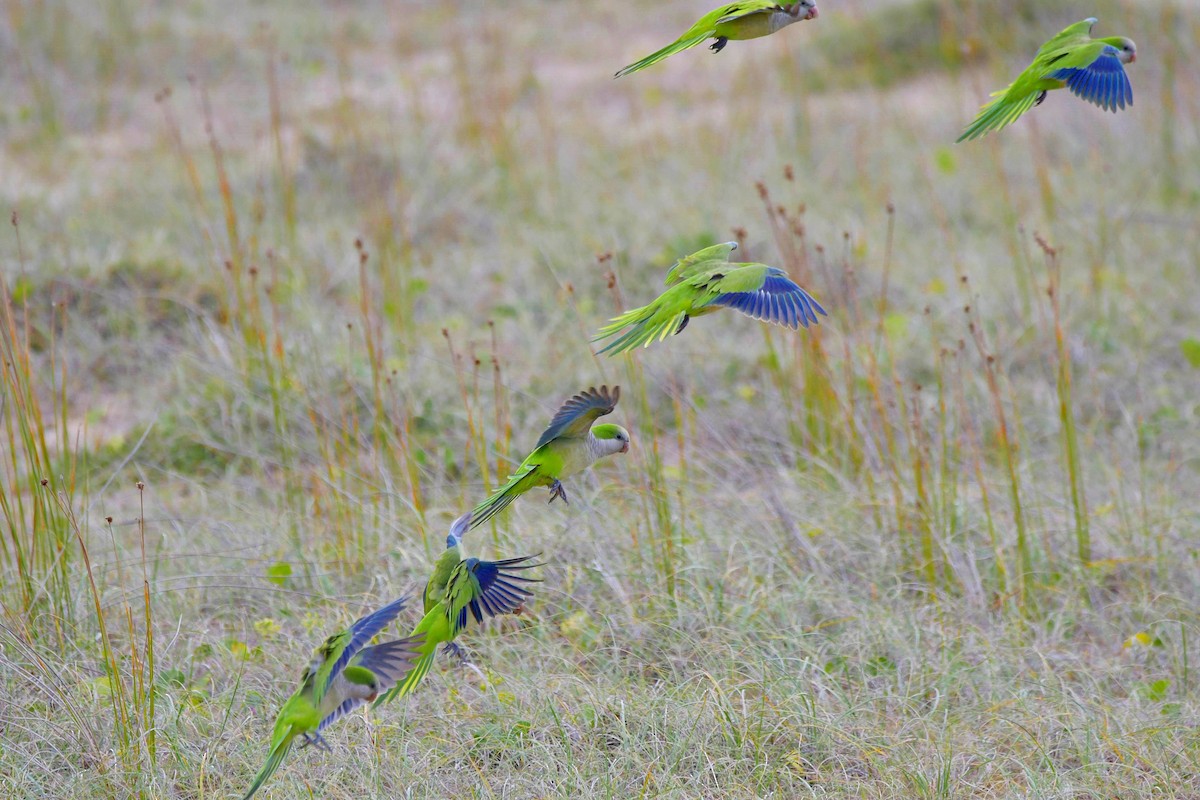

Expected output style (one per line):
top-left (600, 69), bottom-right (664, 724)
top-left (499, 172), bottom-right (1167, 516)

top-left (1050, 47), bottom-right (1132, 112)
top-left (453, 555), bottom-right (541, 635)
top-left (710, 268), bottom-right (827, 330)
top-left (324, 595), bottom-right (409, 694)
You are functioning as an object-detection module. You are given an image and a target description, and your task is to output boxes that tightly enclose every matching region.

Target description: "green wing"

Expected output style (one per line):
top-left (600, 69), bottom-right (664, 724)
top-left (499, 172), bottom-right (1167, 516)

top-left (715, 1), bottom-right (783, 25)
top-left (534, 385), bottom-right (620, 447)
top-left (1035, 17), bottom-right (1097, 57)
top-left (664, 241), bottom-right (739, 285)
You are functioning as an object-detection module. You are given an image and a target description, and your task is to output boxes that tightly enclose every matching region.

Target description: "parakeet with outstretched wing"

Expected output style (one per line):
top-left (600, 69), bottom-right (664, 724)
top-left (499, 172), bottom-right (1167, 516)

top-left (373, 512), bottom-right (540, 705)
top-left (241, 596), bottom-right (421, 798)
top-left (615, 1), bottom-right (818, 78)
top-left (469, 386), bottom-right (629, 528)
top-left (958, 18), bottom-right (1136, 142)
top-left (593, 242), bottom-right (826, 356)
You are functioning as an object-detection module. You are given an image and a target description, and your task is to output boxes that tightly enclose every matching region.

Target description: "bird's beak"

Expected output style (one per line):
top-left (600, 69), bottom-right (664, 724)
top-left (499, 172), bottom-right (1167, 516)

top-left (806, 5), bottom-right (818, 20)
top-left (1129, 53), bottom-right (1136, 63)
top-left (620, 442), bottom-right (630, 453)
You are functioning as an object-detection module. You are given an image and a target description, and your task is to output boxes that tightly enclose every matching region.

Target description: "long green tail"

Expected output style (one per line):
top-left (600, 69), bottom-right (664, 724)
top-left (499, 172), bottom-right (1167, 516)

top-left (470, 465), bottom-right (537, 529)
top-left (615, 32), bottom-right (710, 78)
top-left (957, 89), bottom-right (1041, 142)
top-left (242, 739), bottom-right (292, 799)
top-left (373, 626), bottom-right (439, 707)
top-left (593, 303), bottom-right (686, 356)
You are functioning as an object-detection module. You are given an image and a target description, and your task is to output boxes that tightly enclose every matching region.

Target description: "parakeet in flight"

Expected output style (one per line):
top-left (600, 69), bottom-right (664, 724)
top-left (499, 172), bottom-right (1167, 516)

top-left (469, 385), bottom-right (629, 529)
top-left (373, 512), bottom-right (540, 704)
top-left (593, 242), bottom-right (826, 356)
top-left (957, 18), bottom-right (1136, 142)
top-left (615, 1), bottom-right (819, 78)
top-left (241, 596), bottom-right (422, 798)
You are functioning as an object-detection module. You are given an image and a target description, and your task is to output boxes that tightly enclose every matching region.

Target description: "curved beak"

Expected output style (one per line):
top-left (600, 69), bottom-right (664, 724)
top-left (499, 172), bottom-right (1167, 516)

top-left (620, 442), bottom-right (630, 453)
top-left (806, 5), bottom-right (818, 20)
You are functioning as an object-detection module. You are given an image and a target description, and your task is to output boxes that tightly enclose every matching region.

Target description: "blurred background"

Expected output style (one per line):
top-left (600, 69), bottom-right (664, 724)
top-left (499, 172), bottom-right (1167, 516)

top-left (2, 1), bottom-right (1199, 797)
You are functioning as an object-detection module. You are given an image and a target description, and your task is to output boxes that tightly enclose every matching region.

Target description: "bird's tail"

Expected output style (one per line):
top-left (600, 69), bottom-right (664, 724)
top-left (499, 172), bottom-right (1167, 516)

top-left (373, 630), bottom-right (438, 707)
top-left (470, 465), bottom-right (536, 529)
top-left (242, 738), bottom-right (293, 800)
top-left (593, 302), bottom-right (685, 356)
top-left (614, 32), bottom-right (710, 78)
top-left (957, 87), bottom-right (1040, 142)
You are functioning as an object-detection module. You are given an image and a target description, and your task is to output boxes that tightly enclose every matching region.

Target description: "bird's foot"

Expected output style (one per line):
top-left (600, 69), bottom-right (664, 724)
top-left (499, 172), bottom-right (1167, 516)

top-left (1034, 90), bottom-right (1048, 107)
top-left (548, 480), bottom-right (569, 505)
top-left (300, 732), bottom-right (333, 753)
top-left (442, 641), bottom-right (470, 664)
top-left (675, 314), bottom-right (690, 335)
top-left (710, 37), bottom-right (728, 54)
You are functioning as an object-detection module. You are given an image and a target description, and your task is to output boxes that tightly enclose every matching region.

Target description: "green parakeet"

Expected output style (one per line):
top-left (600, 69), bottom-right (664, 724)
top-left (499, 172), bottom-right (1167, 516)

top-left (957, 18), bottom-right (1136, 142)
top-left (374, 512), bottom-right (540, 704)
top-left (241, 596), bottom-right (421, 798)
top-left (593, 242), bottom-right (826, 356)
top-left (469, 385), bottom-right (629, 529)
top-left (615, 1), bottom-right (819, 78)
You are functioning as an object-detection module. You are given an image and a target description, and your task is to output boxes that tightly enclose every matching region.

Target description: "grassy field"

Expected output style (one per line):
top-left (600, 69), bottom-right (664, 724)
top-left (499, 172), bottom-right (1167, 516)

top-left (3, 0), bottom-right (1200, 797)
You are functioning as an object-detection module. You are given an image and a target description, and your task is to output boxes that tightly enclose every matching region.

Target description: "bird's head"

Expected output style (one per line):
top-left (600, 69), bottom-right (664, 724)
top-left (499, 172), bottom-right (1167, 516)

top-left (796, 1), bottom-right (818, 21)
top-left (446, 511), bottom-right (471, 549)
top-left (593, 423), bottom-right (631, 454)
top-left (1116, 38), bottom-right (1136, 64)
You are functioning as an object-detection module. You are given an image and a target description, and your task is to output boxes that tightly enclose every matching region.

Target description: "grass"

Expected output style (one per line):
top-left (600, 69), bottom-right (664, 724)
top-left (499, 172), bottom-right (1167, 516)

top-left (2, 0), bottom-right (1200, 797)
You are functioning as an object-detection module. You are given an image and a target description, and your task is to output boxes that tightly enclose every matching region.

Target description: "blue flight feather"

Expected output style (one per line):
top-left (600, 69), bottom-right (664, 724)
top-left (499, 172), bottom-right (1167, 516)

top-left (324, 595), bottom-right (408, 693)
top-left (449, 555), bottom-right (540, 635)
top-left (709, 267), bottom-right (828, 331)
top-left (1051, 47), bottom-right (1131, 112)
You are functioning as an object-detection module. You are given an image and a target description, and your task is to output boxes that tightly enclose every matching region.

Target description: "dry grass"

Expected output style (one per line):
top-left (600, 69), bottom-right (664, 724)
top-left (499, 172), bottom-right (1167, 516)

top-left (2, 0), bottom-right (1200, 797)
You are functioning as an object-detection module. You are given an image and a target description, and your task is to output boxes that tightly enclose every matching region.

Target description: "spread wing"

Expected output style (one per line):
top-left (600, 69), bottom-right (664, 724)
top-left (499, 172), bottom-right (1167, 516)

top-left (703, 265), bottom-right (827, 329)
top-left (316, 637), bottom-right (422, 731)
top-left (446, 554), bottom-right (541, 636)
top-left (1048, 45), bottom-right (1133, 112)
top-left (313, 595), bottom-right (409, 702)
top-left (534, 385), bottom-right (620, 448)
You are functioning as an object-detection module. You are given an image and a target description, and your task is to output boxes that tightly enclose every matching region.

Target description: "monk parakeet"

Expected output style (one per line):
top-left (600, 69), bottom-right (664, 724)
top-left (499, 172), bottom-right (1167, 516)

top-left (373, 512), bottom-right (540, 704)
top-left (593, 242), bottom-right (826, 355)
top-left (615, 1), bottom-right (819, 78)
top-left (469, 385), bottom-right (629, 529)
top-left (242, 596), bottom-right (421, 798)
top-left (957, 18), bottom-right (1136, 142)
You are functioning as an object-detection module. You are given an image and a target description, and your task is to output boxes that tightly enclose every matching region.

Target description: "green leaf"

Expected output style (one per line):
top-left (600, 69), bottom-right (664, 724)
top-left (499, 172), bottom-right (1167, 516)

top-left (1180, 338), bottom-right (1200, 368)
top-left (266, 562), bottom-right (292, 586)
